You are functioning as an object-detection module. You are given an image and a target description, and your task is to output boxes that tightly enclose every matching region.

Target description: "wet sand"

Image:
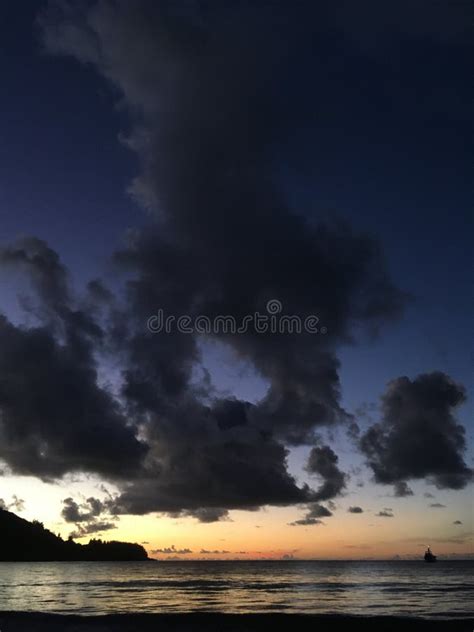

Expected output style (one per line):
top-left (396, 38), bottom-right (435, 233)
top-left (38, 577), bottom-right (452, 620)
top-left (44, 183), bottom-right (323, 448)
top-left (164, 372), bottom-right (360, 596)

top-left (0, 612), bottom-right (472, 631)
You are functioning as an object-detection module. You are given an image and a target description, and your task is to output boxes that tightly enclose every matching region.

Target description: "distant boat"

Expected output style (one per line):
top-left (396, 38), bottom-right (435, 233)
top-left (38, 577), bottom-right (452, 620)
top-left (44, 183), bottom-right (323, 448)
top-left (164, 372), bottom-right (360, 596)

top-left (424, 546), bottom-right (437, 563)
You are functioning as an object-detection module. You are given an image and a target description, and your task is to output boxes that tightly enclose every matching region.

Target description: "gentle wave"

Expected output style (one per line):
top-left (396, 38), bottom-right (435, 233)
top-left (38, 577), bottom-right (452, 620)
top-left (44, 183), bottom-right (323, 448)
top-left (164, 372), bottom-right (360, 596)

top-left (5, 579), bottom-right (473, 591)
top-left (1, 560), bottom-right (472, 618)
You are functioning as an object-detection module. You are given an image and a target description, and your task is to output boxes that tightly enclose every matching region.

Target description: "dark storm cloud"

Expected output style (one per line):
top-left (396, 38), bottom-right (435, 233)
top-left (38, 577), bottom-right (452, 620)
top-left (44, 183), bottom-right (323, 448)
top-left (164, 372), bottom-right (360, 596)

top-left (305, 445), bottom-right (347, 501)
top-left (360, 373), bottom-right (472, 492)
top-left (0, 314), bottom-right (145, 479)
top-left (0, 238), bottom-right (146, 479)
top-left (27, 1), bottom-right (406, 518)
top-left (348, 506), bottom-right (364, 514)
top-left (108, 425), bottom-right (314, 517)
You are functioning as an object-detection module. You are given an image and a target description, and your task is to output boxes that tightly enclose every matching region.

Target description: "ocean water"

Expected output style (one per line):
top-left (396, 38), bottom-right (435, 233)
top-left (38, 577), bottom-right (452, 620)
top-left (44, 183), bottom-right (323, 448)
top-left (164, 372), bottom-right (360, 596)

top-left (0, 560), bottom-right (472, 619)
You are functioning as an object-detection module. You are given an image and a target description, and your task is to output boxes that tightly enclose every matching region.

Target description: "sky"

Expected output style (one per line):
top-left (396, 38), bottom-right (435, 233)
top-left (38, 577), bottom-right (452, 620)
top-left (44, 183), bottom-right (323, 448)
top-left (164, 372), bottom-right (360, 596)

top-left (0, 1), bottom-right (472, 560)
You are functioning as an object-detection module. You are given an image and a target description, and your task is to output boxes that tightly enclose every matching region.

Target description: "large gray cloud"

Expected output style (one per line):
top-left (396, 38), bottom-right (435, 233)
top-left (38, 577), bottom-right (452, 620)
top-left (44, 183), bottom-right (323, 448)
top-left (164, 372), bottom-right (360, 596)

top-left (0, 1), bottom-right (415, 520)
top-left (0, 2), bottom-right (465, 523)
top-left (360, 372), bottom-right (472, 492)
top-left (0, 238), bottom-right (146, 479)
top-left (37, 1), bottom-right (405, 519)
top-left (109, 418), bottom-right (315, 516)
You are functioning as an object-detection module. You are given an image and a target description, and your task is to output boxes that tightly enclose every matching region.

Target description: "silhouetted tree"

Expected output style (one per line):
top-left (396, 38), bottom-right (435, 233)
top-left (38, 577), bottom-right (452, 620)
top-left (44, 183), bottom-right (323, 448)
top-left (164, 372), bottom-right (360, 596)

top-left (0, 508), bottom-right (148, 562)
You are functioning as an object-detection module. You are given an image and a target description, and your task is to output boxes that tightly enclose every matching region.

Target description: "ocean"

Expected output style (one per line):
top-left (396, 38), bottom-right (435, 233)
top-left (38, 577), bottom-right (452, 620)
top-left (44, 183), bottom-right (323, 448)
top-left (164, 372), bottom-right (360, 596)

top-left (0, 560), bottom-right (472, 620)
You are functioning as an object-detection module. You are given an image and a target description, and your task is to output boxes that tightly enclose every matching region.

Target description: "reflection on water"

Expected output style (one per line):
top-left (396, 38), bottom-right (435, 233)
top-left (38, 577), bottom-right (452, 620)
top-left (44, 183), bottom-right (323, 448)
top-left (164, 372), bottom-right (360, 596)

top-left (0, 560), bottom-right (472, 618)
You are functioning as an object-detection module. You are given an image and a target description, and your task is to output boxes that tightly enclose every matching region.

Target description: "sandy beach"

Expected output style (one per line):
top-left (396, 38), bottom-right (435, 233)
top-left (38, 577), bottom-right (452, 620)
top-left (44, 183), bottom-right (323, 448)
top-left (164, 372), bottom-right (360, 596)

top-left (0, 612), bottom-right (472, 632)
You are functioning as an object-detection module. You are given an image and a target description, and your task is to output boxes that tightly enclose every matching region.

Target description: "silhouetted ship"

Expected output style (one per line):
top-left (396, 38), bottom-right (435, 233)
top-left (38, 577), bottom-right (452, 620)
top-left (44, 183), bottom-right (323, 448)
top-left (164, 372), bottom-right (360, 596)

top-left (424, 546), bottom-right (437, 563)
top-left (0, 508), bottom-right (148, 562)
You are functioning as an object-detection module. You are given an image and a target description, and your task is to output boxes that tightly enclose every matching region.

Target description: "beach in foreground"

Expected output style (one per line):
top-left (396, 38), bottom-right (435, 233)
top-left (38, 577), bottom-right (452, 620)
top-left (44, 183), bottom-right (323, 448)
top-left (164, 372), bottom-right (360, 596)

top-left (0, 612), bottom-right (472, 632)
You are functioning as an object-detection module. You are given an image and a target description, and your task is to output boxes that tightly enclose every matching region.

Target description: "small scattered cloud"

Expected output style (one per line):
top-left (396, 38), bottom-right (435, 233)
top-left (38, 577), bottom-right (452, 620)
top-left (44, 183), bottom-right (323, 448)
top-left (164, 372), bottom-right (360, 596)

top-left (288, 502), bottom-right (332, 526)
top-left (288, 517), bottom-right (324, 526)
top-left (152, 545), bottom-right (192, 555)
top-left (68, 521), bottom-right (116, 539)
top-left (348, 506), bottom-right (364, 513)
top-left (62, 496), bottom-right (118, 540)
top-left (376, 509), bottom-right (394, 518)
top-left (0, 495), bottom-right (25, 512)
top-left (429, 503), bottom-right (446, 508)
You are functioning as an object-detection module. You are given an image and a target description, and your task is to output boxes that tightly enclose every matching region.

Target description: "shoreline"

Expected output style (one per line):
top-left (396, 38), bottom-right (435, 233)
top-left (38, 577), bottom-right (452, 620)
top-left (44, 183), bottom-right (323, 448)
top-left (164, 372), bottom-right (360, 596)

top-left (0, 612), bottom-right (472, 631)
